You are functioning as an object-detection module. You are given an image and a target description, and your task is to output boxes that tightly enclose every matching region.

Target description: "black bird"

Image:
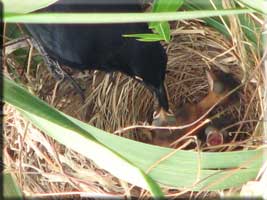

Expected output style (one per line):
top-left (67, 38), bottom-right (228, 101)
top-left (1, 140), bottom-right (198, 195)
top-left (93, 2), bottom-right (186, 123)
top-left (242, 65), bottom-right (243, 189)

top-left (25, 0), bottom-right (172, 120)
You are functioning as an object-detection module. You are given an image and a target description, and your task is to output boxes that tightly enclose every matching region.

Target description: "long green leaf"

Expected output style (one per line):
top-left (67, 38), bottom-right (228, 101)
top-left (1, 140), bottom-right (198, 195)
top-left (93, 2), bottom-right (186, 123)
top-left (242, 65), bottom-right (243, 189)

top-left (65, 114), bottom-right (264, 190)
top-left (152, 0), bottom-right (184, 12)
top-left (2, 0), bottom-right (57, 14)
top-left (236, 0), bottom-right (267, 14)
top-left (3, 76), bottom-right (265, 191)
top-left (183, 3), bottom-right (230, 37)
top-left (155, 22), bottom-right (171, 42)
top-left (183, 0), bottom-right (262, 47)
top-left (3, 173), bottom-right (23, 200)
top-left (3, 76), bottom-right (163, 198)
top-left (149, 0), bottom-right (184, 42)
top-left (4, 9), bottom-right (252, 23)
top-left (123, 33), bottom-right (164, 42)
top-left (2, 0), bottom-right (253, 43)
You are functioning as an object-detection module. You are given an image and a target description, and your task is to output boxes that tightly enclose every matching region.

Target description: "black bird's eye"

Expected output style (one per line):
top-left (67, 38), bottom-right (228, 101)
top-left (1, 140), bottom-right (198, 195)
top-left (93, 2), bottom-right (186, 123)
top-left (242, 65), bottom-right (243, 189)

top-left (134, 76), bottom-right (143, 82)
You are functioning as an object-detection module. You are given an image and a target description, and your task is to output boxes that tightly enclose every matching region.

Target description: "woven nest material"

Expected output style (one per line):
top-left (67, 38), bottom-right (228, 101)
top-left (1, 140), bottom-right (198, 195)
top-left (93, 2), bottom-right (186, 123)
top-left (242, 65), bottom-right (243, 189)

top-left (3, 19), bottom-right (264, 198)
top-left (24, 21), bottom-right (261, 144)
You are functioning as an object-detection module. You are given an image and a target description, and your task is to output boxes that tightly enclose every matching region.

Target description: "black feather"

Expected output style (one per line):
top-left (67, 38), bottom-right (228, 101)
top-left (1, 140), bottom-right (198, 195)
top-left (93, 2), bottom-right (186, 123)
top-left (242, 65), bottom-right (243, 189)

top-left (25, 0), bottom-right (169, 110)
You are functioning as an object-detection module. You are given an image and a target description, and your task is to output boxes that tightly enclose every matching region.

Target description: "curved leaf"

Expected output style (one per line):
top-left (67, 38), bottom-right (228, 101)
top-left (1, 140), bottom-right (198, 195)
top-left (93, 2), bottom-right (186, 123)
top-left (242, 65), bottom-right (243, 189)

top-left (236, 0), bottom-right (267, 14)
top-left (3, 173), bottom-right (23, 200)
top-left (3, 76), bottom-right (265, 191)
top-left (3, 76), bottom-right (163, 198)
top-left (2, 0), bottom-right (58, 14)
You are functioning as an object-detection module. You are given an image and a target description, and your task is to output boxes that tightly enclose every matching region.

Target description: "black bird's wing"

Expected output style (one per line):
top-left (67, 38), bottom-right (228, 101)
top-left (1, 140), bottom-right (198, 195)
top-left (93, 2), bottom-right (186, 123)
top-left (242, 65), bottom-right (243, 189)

top-left (25, 0), bottom-right (147, 70)
top-left (25, 0), bottom-right (170, 111)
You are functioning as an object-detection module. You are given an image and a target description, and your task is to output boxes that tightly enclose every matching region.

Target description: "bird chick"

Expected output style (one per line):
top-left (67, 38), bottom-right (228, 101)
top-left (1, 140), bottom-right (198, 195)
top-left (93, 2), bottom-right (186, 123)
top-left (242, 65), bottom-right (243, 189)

top-left (152, 70), bottom-right (240, 147)
top-left (204, 125), bottom-right (224, 146)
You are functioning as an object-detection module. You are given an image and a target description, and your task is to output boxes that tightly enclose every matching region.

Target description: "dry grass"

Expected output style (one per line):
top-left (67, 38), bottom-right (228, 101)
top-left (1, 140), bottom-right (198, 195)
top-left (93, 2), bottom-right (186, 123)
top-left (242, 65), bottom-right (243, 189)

top-left (3, 16), bottom-right (266, 199)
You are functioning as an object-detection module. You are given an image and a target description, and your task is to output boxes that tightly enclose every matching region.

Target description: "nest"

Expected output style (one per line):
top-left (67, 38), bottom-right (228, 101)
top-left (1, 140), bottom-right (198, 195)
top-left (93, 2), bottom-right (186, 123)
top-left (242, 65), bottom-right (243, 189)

top-left (3, 19), bottom-right (265, 198)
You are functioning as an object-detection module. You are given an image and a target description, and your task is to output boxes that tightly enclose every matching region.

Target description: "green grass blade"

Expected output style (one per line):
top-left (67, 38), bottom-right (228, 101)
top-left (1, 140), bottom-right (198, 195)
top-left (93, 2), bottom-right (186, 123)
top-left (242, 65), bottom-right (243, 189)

top-left (149, 0), bottom-right (184, 42)
top-left (236, 0), bottom-right (267, 14)
top-left (152, 0), bottom-right (185, 12)
top-left (154, 21), bottom-right (171, 42)
top-left (123, 33), bottom-right (164, 42)
top-left (183, 0), bottom-right (261, 47)
top-left (131, 21), bottom-right (170, 42)
top-left (183, 3), bottom-right (230, 37)
top-left (184, 0), bottom-right (223, 9)
top-left (3, 76), bottom-right (163, 198)
top-left (3, 76), bottom-right (265, 191)
top-left (4, 9), bottom-right (252, 24)
top-left (3, 2), bottom-right (253, 44)
top-left (19, 109), bottom-right (163, 197)
top-left (2, 0), bottom-right (57, 14)
top-left (124, 32), bottom-right (168, 42)
top-left (3, 173), bottom-right (23, 200)
top-left (238, 13), bottom-right (263, 47)
top-left (136, 38), bottom-right (165, 42)
top-left (66, 114), bottom-right (264, 190)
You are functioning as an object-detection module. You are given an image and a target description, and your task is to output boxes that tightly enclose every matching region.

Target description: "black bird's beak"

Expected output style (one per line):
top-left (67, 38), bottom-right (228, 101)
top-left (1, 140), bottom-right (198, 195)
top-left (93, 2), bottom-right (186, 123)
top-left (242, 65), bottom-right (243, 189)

top-left (154, 83), bottom-right (169, 112)
top-left (152, 83), bottom-right (176, 145)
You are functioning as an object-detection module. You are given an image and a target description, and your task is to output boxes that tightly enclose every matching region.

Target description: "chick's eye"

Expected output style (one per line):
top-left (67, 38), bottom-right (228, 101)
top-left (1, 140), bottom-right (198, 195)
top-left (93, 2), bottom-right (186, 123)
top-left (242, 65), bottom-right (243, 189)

top-left (205, 126), bottom-right (216, 135)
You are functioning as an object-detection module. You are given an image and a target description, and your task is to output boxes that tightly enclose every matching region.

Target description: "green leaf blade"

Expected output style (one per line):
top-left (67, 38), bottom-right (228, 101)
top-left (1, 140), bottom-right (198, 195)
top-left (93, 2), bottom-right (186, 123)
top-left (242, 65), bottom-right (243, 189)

top-left (3, 76), bottom-right (163, 197)
top-left (2, 0), bottom-right (57, 14)
top-left (4, 10), bottom-right (253, 24)
top-left (3, 173), bottom-right (23, 200)
top-left (152, 0), bottom-right (185, 12)
top-left (236, 0), bottom-right (267, 14)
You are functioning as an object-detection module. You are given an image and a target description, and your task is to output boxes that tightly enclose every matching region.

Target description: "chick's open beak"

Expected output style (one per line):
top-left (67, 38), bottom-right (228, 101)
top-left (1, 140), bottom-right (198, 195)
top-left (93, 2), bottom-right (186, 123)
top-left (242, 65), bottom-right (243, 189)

top-left (205, 126), bottom-right (224, 146)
